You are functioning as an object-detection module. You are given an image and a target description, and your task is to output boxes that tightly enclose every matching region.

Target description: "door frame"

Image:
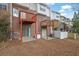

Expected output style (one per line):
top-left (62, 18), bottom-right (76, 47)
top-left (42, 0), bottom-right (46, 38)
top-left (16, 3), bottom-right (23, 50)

top-left (41, 26), bottom-right (47, 39)
top-left (22, 24), bottom-right (31, 38)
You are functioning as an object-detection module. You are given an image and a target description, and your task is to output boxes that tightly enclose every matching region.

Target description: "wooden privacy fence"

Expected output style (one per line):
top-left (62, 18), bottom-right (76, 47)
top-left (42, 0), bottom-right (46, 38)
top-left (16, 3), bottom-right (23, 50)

top-left (68, 32), bottom-right (77, 40)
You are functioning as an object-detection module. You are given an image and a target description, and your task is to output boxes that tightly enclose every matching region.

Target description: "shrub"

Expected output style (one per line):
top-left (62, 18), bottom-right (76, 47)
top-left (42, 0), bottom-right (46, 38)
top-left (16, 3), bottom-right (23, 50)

top-left (0, 10), bottom-right (10, 42)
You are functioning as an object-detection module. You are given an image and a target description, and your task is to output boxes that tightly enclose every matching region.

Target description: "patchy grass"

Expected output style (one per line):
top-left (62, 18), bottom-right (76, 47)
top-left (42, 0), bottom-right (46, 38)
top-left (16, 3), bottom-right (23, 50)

top-left (0, 39), bottom-right (79, 56)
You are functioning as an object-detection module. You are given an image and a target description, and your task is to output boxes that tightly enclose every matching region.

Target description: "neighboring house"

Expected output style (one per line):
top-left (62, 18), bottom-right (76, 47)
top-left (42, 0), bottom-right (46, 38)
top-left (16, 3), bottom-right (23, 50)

top-left (60, 16), bottom-right (66, 31)
top-left (60, 16), bottom-right (72, 31)
top-left (65, 18), bottom-right (73, 31)
top-left (50, 10), bottom-right (60, 35)
top-left (36, 3), bottom-right (51, 39)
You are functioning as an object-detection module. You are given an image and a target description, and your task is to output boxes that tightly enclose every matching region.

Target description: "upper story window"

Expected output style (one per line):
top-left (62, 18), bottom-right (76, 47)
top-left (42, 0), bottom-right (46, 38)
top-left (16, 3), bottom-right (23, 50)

top-left (56, 15), bottom-right (60, 18)
top-left (0, 3), bottom-right (7, 10)
top-left (13, 8), bottom-right (19, 17)
top-left (40, 6), bottom-right (46, 12)
top-left (29, 3), bottom-right (37, 11)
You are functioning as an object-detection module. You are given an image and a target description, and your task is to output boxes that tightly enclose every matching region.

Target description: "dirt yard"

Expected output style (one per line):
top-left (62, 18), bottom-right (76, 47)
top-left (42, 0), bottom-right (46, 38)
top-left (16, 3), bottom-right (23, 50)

top-left (0, 39), bottom-right (79, 56)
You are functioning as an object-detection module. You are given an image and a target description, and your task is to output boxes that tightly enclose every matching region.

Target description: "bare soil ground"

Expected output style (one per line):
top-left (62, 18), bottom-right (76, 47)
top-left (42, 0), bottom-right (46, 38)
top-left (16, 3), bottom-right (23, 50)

top-left (0, 39), bottom-right (79, 56)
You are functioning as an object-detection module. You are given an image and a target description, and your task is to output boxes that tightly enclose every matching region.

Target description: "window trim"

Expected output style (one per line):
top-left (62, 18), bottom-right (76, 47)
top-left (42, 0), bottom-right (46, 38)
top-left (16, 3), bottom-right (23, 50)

top-left (12, 8), bottom-right (19, 17)
top-left (0, 3), bottom-right (7, 10)
top-left (40, 6), bottom-right (46, 12)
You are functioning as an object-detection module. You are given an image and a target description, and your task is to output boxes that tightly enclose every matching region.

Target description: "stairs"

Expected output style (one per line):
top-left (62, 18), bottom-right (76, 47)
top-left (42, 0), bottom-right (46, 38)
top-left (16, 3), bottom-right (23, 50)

top-left (22, 37), bottom-right (36, 42)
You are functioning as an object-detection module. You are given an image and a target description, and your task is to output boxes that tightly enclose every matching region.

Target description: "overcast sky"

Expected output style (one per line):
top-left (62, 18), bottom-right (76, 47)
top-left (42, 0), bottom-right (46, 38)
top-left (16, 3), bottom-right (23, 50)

top-left (48, 3), bottom-right (79, 20)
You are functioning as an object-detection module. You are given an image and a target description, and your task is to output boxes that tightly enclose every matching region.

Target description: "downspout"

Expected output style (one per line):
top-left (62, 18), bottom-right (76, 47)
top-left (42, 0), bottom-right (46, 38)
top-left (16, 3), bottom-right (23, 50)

top-left (10, 3), bottom-right (12, 40)
top-left (35, 3), bottom-right (38, 39)
top-left (49, 7), bottom-right (51, 38)
top-left (49, 9), bottom-right (54, 37)
top-left (49, 9), bottom-right (52, 34)
top-left (20, 12), bottom-right (23, 43)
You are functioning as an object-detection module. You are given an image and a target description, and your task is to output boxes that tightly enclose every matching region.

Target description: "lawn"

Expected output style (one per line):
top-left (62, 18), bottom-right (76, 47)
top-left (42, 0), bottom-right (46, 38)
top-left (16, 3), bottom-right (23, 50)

top-left (0, 39), bottom-right (79, 56)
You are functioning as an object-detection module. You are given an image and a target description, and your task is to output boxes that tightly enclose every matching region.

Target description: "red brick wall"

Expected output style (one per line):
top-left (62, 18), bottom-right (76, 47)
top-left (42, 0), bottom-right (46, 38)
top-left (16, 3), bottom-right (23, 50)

top-left (36, 14), bottom-right (51, 37)
top-left (11, 3), bottom-right (51, 39)
top-left (12, 16), bottom-right (19, 32)
top-left (12, 3), bottom-right (37, 39)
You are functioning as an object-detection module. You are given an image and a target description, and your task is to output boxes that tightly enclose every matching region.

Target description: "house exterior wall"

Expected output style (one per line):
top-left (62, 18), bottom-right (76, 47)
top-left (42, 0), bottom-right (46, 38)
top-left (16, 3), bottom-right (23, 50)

top-left (37, 3), bottom-right (50, 17)
top-left (35, 3), bottom-right (51, 39)
top-left (16, 3), bottom-right (30, 8)
top-left (50, 11), bottom-right (61, 34)
top-left (29, 3), bottom-right (37, 11)
top-left (11, 3), bottom-right (37, 40)
top-left (6, 3), bottom-right (51, 40)
top-left (60, 16), bottom-right (72, 31)
top-left (50, 11), bottom-right (60, 31)
top-left (17, 3), bottom-right (37, 11)
top-left (51, 20), bottom-right (60, 29)
top-left (50, 11), bottom-right (60, 21)
top-left (36, 14), bottom-right (51, 39)
top-left (2, 3), bottom-right (71, 41)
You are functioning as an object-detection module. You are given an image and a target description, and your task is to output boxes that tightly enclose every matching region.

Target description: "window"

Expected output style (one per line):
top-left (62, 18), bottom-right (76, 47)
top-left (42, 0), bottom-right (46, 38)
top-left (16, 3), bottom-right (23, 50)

top-left (0, 4), bottom-right (2, 8)
top-left (13, 8), bottom-right (19, 17)
top-left (40, 6), bottom-right (45, 12)
top-left (0, 3), bottom-right (7, 10)
top-left (56, 15), bottom-right (59, 18)
top-left (20, 12), bottom-right (26, 19)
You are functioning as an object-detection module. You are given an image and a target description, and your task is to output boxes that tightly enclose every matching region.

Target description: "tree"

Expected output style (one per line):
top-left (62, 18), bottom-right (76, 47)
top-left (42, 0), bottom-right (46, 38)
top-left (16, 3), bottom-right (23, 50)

top-left (72, 11), bottom-right (79, 33)
top-left (0, 10), bottom-right (10, 42)
top-left (73, 20), bottom-right (79, 33)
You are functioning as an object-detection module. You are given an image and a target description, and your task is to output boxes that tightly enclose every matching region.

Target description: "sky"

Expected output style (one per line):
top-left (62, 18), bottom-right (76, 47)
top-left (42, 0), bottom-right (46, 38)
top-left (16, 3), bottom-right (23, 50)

top-left (48, 3), bottom-right (79, 20)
